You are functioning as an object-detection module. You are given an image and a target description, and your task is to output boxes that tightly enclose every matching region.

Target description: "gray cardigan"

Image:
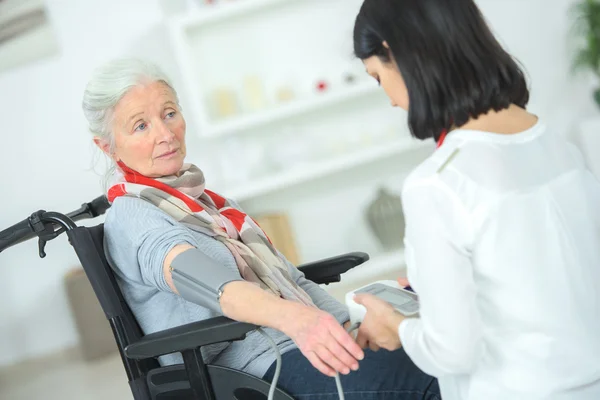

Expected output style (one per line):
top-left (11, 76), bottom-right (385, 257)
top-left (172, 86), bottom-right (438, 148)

top-left (103, 196), bottom-right (350, 379)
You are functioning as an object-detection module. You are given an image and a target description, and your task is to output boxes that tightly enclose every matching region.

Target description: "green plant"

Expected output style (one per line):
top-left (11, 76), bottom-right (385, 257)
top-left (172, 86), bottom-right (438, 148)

top-left (571, 0), bottom-right (600, 106)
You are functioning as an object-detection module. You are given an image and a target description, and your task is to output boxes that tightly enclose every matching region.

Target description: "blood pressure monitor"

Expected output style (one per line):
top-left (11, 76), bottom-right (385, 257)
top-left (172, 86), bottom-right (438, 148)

top-left (345, 280), bottom-right (419, 324)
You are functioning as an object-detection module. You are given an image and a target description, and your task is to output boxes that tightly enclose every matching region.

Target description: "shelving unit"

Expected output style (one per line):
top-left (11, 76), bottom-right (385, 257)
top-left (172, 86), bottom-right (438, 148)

top-left (202, 81), bottom-right (380, 139)
top-left (167, 0), bottom-right (371, 140)
top-left (169, 0), bottom-right (299, 32)
top-left (164, 0), bottom-right (429, 201)
top-left (225, 138), bottom-right (430, 202)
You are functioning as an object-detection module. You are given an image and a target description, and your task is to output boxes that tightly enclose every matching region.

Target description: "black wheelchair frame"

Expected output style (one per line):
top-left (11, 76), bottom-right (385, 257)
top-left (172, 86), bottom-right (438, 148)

top-left (0, 196), bottom-right (369, 399)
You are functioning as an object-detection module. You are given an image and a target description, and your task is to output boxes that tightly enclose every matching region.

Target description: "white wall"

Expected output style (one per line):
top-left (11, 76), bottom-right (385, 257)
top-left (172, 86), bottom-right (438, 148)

top-left (479, 0), bottom-right (598, 132)
top-left (0, 0), bottom-right (596, 367)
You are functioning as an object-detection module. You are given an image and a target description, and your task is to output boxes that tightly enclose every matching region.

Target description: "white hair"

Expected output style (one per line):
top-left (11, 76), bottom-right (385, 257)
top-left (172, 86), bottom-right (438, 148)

top-left (81, 58), bottom-right (179, 187)
top-left (82, 57), bottom-right (179, 146)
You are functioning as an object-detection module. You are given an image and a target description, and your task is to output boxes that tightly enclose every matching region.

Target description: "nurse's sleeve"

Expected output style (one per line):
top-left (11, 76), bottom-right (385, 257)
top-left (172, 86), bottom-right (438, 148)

top-left (398, 178), bottom-right (482, 377)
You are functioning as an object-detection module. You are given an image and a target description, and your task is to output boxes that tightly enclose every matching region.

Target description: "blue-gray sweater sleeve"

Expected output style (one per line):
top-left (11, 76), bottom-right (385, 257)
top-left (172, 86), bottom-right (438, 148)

top-left (284, 256), bottom-right (350, 325)
top-left (104, 196), bottom-right (242, 296)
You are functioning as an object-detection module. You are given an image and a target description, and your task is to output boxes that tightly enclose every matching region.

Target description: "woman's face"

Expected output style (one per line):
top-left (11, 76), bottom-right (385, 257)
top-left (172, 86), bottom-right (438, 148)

top-left (96, 81), bottom-right (187, 177)
top-left (363, 54), bottom-right (409, 111)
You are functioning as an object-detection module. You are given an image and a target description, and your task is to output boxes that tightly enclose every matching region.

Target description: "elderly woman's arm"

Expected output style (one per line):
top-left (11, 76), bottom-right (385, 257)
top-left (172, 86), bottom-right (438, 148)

top-left (219, 281), bottom-right (362, 376)
top-left (275, 251), bottom-right (351, 326)
top-left (163, 243), bottom-right (363, 377)
top-left (225, 200), bottom-right (351, 324)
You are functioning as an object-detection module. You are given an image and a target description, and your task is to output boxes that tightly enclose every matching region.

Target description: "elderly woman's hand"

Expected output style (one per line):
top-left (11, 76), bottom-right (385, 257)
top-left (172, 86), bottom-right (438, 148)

top-left (354, 293), bottom-right (405, 352)
top-left (282, 304), bottom-right (365, 377)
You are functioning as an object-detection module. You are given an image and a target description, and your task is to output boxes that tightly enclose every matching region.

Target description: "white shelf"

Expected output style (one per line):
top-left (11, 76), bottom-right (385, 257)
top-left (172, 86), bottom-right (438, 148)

top-left (171, 0), bottom-right (299, 31)
top-left (226, 138), bottom-right (430, 202)
top-left (166, 0), bottom-right (430, 205)
top-left (203, 81), bottom-right (380, 139)
top-left (338, 248), bottom-right (407, 287)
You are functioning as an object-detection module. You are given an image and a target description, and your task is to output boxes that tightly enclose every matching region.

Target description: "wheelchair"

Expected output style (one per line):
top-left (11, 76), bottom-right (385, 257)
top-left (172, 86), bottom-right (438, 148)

top-left (0, 195), bottom-right (370, 400)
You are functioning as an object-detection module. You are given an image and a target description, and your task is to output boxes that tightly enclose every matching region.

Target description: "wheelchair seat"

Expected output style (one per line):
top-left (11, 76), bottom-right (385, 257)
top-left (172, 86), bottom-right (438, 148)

top-left (65, 222), bottom-right (369, 400)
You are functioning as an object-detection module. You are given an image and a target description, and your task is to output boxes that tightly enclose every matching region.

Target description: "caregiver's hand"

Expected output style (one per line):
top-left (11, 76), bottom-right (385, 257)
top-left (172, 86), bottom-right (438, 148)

top-left (354, 293), bottom-right (405, 351)
top-left (282, 304), bottom-right (364, 377)
top-left (397, 277), bottom-right (410, 287)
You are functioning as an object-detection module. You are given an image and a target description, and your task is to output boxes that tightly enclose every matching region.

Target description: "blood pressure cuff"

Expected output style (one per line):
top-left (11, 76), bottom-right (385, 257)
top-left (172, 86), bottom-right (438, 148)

top-left (170, 248), bottom-right (243, 313)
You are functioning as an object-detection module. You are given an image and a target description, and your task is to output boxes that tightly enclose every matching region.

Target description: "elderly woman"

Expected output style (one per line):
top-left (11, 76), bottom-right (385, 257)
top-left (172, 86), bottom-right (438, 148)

top-left (81, 58), bottom-right (440, 400)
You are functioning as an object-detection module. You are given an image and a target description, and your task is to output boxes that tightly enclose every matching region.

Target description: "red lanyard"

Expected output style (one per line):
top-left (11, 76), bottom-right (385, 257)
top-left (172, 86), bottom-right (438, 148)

top-left (436, 129), bottom-right (448, 149)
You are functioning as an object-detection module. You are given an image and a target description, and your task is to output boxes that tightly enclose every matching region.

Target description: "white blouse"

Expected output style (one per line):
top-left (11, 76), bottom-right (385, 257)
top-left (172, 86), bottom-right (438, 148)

top-left (398, 121), bottom-right (600, 400)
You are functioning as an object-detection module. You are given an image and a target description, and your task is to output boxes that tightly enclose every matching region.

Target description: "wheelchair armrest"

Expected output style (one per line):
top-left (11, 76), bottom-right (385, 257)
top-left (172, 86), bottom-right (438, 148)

top-left (124, 316), bottom-right (256, 360)
top-left (297, 251), bottom-right (369, 285)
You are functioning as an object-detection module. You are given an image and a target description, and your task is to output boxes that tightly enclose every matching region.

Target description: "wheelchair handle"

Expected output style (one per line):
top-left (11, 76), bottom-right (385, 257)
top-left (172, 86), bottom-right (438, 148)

top-left (0, 210), bottom-right (77, 256)
top-left (67, 195), bottom-right (111, 220)
top-left (89, 195), bottom-right (111, 217)
top-left (0, 195), bottom-right (109, 256)
top-left (0, 216), bottom-right (35, 253)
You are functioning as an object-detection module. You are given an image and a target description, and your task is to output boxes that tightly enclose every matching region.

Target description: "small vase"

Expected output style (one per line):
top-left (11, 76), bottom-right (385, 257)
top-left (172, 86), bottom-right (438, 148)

top-left (365, 187), bottom-right (406, 251)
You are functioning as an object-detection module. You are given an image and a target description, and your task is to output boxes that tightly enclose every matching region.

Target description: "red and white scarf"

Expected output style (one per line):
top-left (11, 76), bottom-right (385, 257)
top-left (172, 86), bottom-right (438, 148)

top-left (107, 162), bottom-right (314, 306)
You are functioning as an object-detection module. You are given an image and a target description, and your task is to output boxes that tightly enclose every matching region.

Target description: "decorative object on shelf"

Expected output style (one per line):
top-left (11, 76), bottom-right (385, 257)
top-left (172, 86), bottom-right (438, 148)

top-left (275, 86), bottom-right (295, 103)
top-left (252, 212), bottom-right (301, 265)
top-left (242, 75), bottom-right (267, 112)
top-left (344, 73), bottom-right (357, 85)
top-left (211, 88), bottom-right (240, 119)
top-left (315, 80), bottom-right (329, 93)
top-left (365, 187), bottom-right (406, 251)
top-left (570, 0), bottom-right (600, 107)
